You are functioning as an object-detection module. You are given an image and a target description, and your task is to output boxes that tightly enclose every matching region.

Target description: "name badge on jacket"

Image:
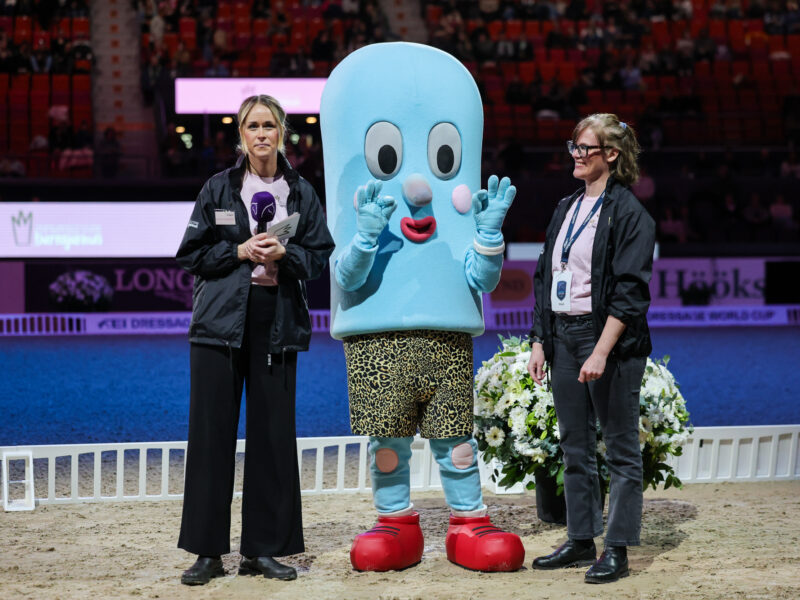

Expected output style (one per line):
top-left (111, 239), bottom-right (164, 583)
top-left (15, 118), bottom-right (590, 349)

top-left (214, 210), bottom-right (236, 225)
top-left (551, 269), bottom-right (573, 312)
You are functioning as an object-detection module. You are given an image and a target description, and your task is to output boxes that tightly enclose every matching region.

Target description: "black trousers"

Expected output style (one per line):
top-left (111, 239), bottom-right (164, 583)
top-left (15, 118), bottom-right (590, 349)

top-left (178, 285), bottom-right (304, 558)
top-left (550, 314), bottom-right (646, 547)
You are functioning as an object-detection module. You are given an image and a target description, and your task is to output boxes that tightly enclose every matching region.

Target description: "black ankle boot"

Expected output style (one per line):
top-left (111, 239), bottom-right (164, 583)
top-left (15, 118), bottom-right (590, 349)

top-left (532, 539), bottom-right (596, 570)
top-left (181, 555), bottom-right (224, 585)
top-left (585, 546), bottom-right (629, 583)
top-left (239, 556), bottom-right (297, 581)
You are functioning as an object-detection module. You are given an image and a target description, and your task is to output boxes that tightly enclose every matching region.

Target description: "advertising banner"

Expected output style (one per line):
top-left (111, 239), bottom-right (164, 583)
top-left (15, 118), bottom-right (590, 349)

top-left (24, 260), bottom-right (193, 312)
top-left (1, 203), bottom-right (193, 258)
top-left (488, 258), bottom-right (796, 310)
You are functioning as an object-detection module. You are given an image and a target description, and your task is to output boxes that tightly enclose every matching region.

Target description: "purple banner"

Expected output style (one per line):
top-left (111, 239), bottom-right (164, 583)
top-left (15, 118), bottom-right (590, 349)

top-left (24, 260), bottom-right (192, 312)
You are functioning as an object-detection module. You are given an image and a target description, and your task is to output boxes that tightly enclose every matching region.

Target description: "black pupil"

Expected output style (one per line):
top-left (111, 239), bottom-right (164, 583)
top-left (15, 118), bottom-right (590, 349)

top-left (378, 145), bottom-right (397, 174)
top-left (437, 145), bottom-right (454, 173)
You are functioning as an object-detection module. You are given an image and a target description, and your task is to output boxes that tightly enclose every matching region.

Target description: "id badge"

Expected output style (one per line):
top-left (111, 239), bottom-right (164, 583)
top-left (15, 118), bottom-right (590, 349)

top-left (214, 209), bottom-right (236, 225)
top-left (551, 269), bottom-right (573, 312)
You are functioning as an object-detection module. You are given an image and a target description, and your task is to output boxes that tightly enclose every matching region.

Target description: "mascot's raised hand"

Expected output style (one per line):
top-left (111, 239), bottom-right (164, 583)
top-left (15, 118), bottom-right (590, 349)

top-left (355, 180), bottom-right (396, 248)
top-left (472, 175), bottom-right (516, 237)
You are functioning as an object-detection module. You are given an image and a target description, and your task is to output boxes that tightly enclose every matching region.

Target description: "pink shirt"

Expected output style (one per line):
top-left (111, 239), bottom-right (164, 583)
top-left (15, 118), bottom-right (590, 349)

top-left (241, 171), bottom-right (291, 286)
top-left (551, 194), bottom-right (602, 315)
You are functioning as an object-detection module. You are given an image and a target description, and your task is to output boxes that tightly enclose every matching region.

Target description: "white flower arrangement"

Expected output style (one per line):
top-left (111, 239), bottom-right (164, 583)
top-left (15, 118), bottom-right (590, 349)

top-left (474, 336), bottom-right (693, 493)
top-left (49, 270), bottom-right (114, 311)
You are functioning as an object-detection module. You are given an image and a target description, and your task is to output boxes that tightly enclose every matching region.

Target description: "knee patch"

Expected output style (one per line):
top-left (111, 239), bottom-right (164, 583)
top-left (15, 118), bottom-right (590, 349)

top-left (375, 448), bottom-right (399, 473)
top-left (450, 442), bottom-right (474, 470)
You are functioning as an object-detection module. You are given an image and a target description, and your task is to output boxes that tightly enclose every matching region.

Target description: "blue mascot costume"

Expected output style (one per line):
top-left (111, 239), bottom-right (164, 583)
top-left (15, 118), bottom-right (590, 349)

top-left (321, 42), bottom-right (524, 572)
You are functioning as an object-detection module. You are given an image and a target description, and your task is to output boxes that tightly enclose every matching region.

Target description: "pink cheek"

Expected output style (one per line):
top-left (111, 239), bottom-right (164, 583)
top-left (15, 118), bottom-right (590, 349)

top-left (451, 184), bottom-right (472, 214)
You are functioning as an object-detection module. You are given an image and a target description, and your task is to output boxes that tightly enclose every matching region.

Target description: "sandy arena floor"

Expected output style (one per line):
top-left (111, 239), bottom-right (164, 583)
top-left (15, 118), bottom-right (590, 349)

top-left (2, 480), bottom-right (799, 600)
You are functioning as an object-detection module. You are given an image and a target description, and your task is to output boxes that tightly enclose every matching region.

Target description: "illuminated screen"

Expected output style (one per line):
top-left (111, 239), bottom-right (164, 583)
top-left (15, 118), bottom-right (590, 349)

top-left (1, 203), bottom-right (194, 258)
top-left (175, 78), bottom-right (327, 114)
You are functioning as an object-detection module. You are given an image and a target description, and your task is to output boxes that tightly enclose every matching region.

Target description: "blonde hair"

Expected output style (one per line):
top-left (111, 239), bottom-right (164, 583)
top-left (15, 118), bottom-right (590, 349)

top-left (572, 113), bottom-right (641, 186)
top-left (236, 94), bottom-right (288, 168)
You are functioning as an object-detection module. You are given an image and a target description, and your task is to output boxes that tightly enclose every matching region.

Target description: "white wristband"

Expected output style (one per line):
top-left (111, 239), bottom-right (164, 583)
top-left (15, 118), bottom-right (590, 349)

top-left (473, 238), bottom-right (505, 256)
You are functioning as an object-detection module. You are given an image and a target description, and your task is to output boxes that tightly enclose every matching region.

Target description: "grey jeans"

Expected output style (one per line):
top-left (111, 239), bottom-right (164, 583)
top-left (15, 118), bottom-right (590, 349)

top-left (551, 314), bottom-right (646, 546)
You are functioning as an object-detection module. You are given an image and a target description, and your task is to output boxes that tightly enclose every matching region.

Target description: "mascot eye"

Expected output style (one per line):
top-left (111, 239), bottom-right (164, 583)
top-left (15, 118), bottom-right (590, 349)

top-left (428, 122), bottom-right (461, 180)
top-left (364, 121), bottom-right (402, 180)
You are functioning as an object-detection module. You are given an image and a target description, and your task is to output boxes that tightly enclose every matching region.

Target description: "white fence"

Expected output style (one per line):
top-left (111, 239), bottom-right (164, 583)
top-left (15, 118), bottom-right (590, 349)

top-left (2, 426), bottom-right (799, 509)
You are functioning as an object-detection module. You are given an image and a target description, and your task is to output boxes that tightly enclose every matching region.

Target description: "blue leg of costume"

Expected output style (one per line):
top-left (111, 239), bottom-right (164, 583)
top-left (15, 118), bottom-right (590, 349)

top-left (429, 436), bottom-right (485, 514)
top-left (351, 435), bottom-right (423, 571)
top-left (369, 436), bottom-right (414, 513)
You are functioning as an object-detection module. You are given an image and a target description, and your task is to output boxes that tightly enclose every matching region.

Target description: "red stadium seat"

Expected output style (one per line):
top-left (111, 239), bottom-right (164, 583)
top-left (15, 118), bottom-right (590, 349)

top-left (538, 62), bottom-right (557, 82)
top-left (487, 20), bottom-right (503, 40)
top-left (499, 61), bottom-right (517, 81)
top-left (787, 35), bottom-right (800, 56)
top-left (72, 74), bottom-right (90, 92)
top-left (708, 19), bottom-right (727, 44)
top-left (234, 2), bottom-right (250, 20)
top-left (234, 32), bottom-right (251, 52)
top-left (505, 19), bottom-right (522, 39)
top-left (218, 3), bottom-right (232, 20)
top-left (670, 19), bottom-right (687, 41)
top-left (13, 16), bottom-right (32, 45)
top-left (53, 17), bottom-right (71, 38)
top-left (163, 33), bottom-right (179, 57)
top-left (252, 18), bottom-right (269, 35)
top-left (232, 58), bottom-right (251, 76)
top-left (557, 63), bottom-right (577, 86)
top-left (72, 17), bottom-right (89, 39)
top-left (518, 61), bottom-right (536, 84)
top-left (651, 21), bottom-right (670, 47)
top-left (768, 35), bottom-right (786, 54)
top-left (549, 48), bottom-right (566, 63)
top-left (234, 17), bottom-right (250, 34)
top-left (0, 15), bottom-right (11, 36)
top-left (524, 21), bottom-right (541, 37)
top-left (308, 17), bottom-right (325, 39)
top-left (426, 4), bottom-right (443, 24)
top-left (11, 74), bottom-right (30, 90)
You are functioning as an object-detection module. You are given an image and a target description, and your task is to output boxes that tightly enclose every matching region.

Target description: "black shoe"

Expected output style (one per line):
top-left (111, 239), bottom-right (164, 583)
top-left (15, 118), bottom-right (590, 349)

top-left (585, 546), bottom-right (629, 584)
top-left (532, 539), bottom-right (596, 570)
top-left (239, 556), bottom-right (297, 581)
top-left (181, 556), bottom-right (225, 586)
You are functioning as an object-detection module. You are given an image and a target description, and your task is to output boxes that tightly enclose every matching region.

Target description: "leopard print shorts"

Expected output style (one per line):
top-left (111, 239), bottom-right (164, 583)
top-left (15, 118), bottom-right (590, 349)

top-left (343, 329), bottom-right (474, 439)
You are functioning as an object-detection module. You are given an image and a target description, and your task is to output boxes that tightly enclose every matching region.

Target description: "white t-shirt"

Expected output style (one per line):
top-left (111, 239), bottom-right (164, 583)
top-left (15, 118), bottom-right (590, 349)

top-left (240, 170), bottom-right (291, 286)
top-left (551, 194), bottom-right (602, 315)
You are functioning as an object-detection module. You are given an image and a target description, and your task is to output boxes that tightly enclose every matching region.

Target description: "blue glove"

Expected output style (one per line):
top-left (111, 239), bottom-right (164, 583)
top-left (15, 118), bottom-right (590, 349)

top-left (356, 179), bottom-right (397, 248)
top-left (472, 175), bottom-right (516, 238)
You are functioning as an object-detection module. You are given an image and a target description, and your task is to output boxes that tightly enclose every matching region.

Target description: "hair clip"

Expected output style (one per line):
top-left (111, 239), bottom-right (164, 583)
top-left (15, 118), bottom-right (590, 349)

top-left (620, 121), bottom-right (628, 130)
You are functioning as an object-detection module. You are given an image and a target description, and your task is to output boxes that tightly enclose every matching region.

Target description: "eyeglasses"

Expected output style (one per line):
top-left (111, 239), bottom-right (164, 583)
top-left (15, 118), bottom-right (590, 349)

top-left (566, 140), bottom-right (607, 157)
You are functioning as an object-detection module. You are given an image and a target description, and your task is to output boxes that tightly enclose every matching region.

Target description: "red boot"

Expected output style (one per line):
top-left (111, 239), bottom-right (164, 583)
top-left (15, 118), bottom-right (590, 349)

top-left (446, 515), bottom-right (525, 572)
top-left (350, 512), bottom-right (424, 571)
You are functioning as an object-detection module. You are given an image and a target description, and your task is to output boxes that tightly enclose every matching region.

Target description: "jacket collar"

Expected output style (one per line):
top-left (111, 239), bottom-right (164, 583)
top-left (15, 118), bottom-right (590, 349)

top-left (228, 152), bottom-right (299, 192)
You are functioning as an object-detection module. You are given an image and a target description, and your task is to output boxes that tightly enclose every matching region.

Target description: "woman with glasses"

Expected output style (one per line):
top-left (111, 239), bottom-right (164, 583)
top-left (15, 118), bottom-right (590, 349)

top-left (527, 114), bottom-right (655, 584)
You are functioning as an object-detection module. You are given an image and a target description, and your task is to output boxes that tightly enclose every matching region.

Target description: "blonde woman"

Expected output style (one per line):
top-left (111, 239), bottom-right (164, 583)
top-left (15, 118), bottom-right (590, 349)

top-left (175, 95), bottom-right (334, 585)
top-left (527, 114), bottom-right (655, 583)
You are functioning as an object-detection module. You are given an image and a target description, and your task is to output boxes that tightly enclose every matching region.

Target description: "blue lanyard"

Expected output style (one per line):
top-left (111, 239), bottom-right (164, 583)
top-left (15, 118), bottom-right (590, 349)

top-left (560, 192), bottom-right (605, 268)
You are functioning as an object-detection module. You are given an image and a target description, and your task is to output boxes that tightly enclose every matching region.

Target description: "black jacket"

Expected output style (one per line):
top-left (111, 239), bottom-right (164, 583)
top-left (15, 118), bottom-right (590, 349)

top-left (530, 177), bottom-right (656, 361)
top-left (176, 154), bottom-right (335, 352)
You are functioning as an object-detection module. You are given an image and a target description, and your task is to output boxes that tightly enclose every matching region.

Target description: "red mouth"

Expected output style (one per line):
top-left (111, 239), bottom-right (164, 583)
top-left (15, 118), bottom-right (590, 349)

top-left (400, 216), bottom-right (437, 243)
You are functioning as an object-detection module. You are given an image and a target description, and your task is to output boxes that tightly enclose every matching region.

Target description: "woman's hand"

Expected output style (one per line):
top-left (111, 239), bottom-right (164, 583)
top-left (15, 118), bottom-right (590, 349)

top-left (527, 342), bottom-right (546, 386)
top-left (578, 351), bottom-right (607, 383)
top-left (238, 233), bottom-right (286, 263)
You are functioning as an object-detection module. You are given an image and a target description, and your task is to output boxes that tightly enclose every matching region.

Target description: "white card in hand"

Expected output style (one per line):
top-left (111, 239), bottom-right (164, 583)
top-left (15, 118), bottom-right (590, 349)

top-left (266, 212), bottom-right (300, 239)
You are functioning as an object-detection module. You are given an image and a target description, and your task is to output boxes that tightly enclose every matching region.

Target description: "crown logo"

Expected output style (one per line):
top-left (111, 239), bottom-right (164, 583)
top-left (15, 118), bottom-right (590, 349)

top-left (11, 211), bottom-right (33, 246)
